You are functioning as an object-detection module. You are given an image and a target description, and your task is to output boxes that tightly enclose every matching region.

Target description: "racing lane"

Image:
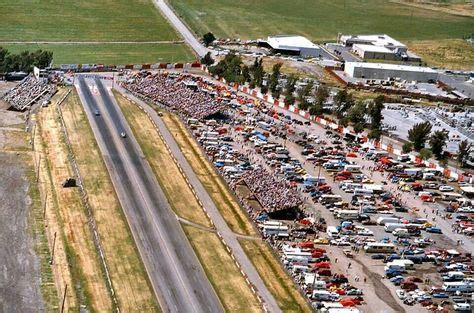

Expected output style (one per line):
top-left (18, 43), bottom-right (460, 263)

top-left (75, 76), bottom-right (222, 313)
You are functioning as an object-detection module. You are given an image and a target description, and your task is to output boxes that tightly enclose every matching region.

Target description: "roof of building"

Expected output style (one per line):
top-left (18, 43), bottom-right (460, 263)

top-left (341, 34), bottom-right (406, 49)
top-left (345, 62), bottom-right (437, 73)
top-left (352, 44), bottom-right (394, 53)
top-left (267, 35), bottom-right (320, 50)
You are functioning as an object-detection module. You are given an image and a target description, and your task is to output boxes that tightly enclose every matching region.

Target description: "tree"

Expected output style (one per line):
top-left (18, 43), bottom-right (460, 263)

top-left (297, 81), bottom-right (313, 102)
top-left (429, 130), bottom-right (449, 159)
top-left (347, 101), bottom-right (366, 126)
top-left (200, 52), bottom-right (214, 66)
top-left (209, 53), bottom-right (244, 83)
top-left (202, 32), bottom-right (216, 47)
top-left (315, 85), bottom-right (328, 106)
top-left (268, 63), bottom-right (282, 98)
top-left (368, 129), bottom-right (382, 140)
top-left (408, 121), bottom-right (432, 151)
top-left (457, 139), bottom-right (472, 167)
top-left (241, 65), bottom-right (250, 82)
top-left (309, 103), bottom-right (323, 117)
top-left (333, 89), bottom-right (354, 121)
top-left (419, 148), bottom-right (432, 161)
top-left (402, 142), bottom-right (413, 154)
top-left (250, 58), bottom-right (265, 87)
top-left (368, 96), bottom-right (384, 130)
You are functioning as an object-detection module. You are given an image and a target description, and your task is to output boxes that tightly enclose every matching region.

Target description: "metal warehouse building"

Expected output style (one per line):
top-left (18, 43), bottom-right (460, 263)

top-left (352, 44), bottom-right (397, 60)
top-left (344, 62), bottom-right (438, 82)
top-left (263, 35), bottom-right (322, 58)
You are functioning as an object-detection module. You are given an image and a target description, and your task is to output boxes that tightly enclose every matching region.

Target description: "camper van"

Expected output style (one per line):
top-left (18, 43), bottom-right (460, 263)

top-left (442, 282), bottom-right (474, 293)
top-left (344, 165), bottom-right (362, 173)
top-left (354, 188), bottom-right (374, 196)
top-left (336, 210), bottom-right (360, 220)
top-left (364, 242), bottom-right (396, 253)
top-left (326, 226), bottom-right (340, 238)
top-left (376, 217), bottom-right (400, 225)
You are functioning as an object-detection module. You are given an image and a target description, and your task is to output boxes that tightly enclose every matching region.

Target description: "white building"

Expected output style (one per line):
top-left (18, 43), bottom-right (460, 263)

top-left (352, 44), bottom-right (397, 60)
top-left (344, 62), bottom-right (438, 82)
top-left (340, 34), bottom-right (407, 53)
top-left (264, 35), bottom-right (321, 58)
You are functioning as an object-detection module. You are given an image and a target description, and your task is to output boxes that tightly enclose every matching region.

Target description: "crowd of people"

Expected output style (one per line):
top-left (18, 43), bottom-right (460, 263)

top-left (241, 168), bottom-right (303, 212)
top-left (122, 73), bottom-right (227, 119)
top-left (2, 76), bottom-right (53, 110)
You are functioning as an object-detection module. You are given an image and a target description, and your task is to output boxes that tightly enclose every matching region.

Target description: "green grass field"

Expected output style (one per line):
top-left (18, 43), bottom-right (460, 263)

top-left (169, 0), bottom-right (474, 41)
top-left (0, 0), bottom-right (197, 64)
top-left (2, 43), bottom-right (195, 65)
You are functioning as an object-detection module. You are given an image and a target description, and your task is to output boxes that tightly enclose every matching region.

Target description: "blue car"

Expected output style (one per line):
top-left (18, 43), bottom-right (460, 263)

top-left (390, 276), bottom-right (404, 286)
top-left (432, 292), bottom-right (449, 298)
top-left (426, 227), bottom-right (442, 234)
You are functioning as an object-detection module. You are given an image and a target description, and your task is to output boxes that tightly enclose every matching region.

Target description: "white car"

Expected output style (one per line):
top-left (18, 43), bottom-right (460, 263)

top-left (457, 207), bottom-right (474, 213)
top-left (395, 289), bottom-right (406, 300)
top-left (439, 185), bottom-right (454, 192)
top-left (453, 303), bottom-right (471, 312)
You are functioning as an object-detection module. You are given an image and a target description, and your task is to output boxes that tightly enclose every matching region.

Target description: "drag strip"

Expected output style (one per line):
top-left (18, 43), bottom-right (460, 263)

top-left (75, 76), bottom-right (222, 313)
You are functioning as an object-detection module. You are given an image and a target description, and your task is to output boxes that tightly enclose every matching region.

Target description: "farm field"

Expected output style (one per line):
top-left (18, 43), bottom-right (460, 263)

top-left (2, 43), bottom-right (195, 65)
top-left (169, 0), bottom-right (474, 42)
top-left (0, 0), bottom-right (195, 64)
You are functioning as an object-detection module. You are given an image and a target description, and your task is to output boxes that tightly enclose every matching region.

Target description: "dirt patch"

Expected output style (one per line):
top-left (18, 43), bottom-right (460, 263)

top-left (353, 258), bottom-right (405, 313)
top-left (0, 152), bottom-right (45, 312)
top-left (61, 89), bottom-right (157, 311)
top-left (408, 39), bottom-right (474, 70)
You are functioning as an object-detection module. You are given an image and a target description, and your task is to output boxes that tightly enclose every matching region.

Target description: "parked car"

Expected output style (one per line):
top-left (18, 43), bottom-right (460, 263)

top-left (426, 227), bottom-right (442, 234)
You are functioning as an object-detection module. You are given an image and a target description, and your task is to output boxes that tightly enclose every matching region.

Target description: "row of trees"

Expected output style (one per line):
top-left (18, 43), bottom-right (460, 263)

top-left (0, 47), bottom-right (53, 73)
top-left (404, 121), bottom-right (472, 167)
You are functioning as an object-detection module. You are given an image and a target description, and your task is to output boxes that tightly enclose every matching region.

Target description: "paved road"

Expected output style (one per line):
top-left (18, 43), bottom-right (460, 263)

top-left (115, 86), bottom-right (282, 313)
top-left (152, 0), bottom-right (209, 57)
top-left (75, 76), bottom-right (222, 313)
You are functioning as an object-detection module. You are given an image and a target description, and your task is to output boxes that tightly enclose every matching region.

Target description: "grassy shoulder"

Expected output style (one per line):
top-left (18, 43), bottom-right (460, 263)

top-left (3, 43), bottom-right (195, 66)
top-left (114, 91), bottom-right (262, 311)
top-left (239, 239), bottom-right (312, 313)
top-left (61, 89), bottom-right (158, 311)
top-left (160, 112), bottom-right (257, 236)
top-left (183, 225), bottom-right (262, 312)
top-left (36, 91), bottom-right (112, 311)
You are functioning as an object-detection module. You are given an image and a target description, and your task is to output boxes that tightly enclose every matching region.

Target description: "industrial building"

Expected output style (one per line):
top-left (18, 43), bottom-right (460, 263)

top-left (339, 34), bottom-right (420, 62)
top-left (344, 62), bottom-right (438, 82)
top-left (260, 35), bottom-right (322, 58)
top-left (352, 44), bottom-right (397, 61)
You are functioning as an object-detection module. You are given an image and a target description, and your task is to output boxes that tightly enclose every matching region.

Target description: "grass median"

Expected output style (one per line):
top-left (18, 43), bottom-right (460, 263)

top-left (61, 89), bottom-right (158, 311)
top-left (239, 239), bottom-right (313, 313)
top-left (160, 112), bottom-right (256, 236)
top-left (114, 91), bottom-right (261, 310)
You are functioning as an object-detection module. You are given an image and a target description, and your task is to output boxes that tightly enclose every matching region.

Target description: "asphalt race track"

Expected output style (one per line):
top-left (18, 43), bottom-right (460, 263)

top-left (75, 76), bottom-right (222, 312)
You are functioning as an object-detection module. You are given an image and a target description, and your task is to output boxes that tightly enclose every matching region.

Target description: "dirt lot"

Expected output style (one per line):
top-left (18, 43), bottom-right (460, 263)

top-left (0, 86), bottom-right (58, 311)
top-left (161, 112), bottom-right (257, 236)
top-left (115, 92), bottom-right (261, 310)
top-left (61, 89), bottom-right (157, 311)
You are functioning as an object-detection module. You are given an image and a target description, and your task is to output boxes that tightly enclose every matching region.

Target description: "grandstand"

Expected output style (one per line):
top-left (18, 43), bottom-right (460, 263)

top-left (2, 76), bottom-right (56, 111)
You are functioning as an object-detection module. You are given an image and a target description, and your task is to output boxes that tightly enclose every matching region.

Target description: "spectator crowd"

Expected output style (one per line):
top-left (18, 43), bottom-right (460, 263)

top-left (2, 76), bottom-right (53, 111)
top-left (122, 73), bottom-right (226, 119)
top-left (241, 168), bottom-right (303, 212)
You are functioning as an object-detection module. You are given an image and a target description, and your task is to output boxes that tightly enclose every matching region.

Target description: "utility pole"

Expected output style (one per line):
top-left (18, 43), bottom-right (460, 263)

top-left (60, 284), bottom-right (68, 313)
top-left (43, 190), bottom-right (48, 219)
top-left (36, 155), bottom-right (41, 183)
top-left (50, 232), bottom-right (57, 265)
